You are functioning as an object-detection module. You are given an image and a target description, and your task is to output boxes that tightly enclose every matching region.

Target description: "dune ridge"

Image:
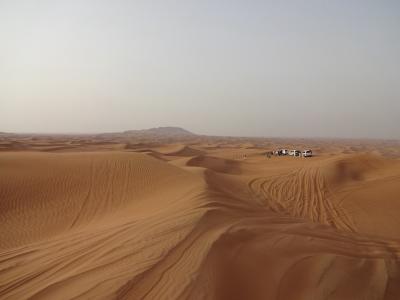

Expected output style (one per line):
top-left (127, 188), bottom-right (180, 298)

top-left (1, 138), bottom-right (400, 299)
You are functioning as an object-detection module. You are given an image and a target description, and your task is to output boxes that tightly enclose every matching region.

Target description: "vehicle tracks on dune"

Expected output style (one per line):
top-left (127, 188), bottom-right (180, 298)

top-left (2, 152), bottom-right (400, 299)
top-left (247, 165), bottom-right (356, 232)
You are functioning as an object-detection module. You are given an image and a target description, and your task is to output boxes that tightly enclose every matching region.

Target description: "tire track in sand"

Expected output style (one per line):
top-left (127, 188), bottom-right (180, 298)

top-left (247, 165), bottom-right (356, 231)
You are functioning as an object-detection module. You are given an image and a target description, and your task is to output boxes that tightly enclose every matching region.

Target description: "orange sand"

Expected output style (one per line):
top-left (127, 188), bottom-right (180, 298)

top-left (1, 133), bottom-right (400, 299)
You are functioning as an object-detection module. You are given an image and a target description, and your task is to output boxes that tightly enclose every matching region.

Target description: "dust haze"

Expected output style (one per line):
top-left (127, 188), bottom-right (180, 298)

top-left (1, 1), bottom-right (399, 138)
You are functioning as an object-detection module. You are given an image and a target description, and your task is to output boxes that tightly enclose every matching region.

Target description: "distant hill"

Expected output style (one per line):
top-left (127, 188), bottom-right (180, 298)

top-left (122, 127), bottom-right (196, 137)
top-left (0, 127), bottom-right (197, 141)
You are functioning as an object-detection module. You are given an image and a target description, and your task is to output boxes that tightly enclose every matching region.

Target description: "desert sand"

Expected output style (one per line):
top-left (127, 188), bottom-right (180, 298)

top-left (1, 128), bottom-right (400, 299)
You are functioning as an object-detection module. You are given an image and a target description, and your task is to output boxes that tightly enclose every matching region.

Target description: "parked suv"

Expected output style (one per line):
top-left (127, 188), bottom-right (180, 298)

top-left (302, 150), bottom-right (312, 157)
top-left (294, 150), bottom-right (301, 157)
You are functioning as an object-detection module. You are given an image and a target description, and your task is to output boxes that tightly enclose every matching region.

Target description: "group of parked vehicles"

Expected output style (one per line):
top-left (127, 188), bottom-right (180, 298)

top-left (273, 149), bottom-right (312, 158)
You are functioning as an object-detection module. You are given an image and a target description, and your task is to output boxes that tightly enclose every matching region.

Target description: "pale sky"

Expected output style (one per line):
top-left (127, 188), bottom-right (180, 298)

top-left (1, 1), bottom-right (399, 138)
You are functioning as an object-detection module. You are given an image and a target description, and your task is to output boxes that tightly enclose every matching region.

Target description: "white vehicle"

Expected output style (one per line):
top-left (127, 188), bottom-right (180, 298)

top-left (282, 149), bottom-right (289, 155)
top-left (302, 150), bottom-right (312, 157)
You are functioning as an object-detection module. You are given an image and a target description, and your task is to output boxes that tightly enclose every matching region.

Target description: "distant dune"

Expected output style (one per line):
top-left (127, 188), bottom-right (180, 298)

top-left (1, 133), bottom-right (400, 299)
top-left (123, 126), bottom-right (196, 137)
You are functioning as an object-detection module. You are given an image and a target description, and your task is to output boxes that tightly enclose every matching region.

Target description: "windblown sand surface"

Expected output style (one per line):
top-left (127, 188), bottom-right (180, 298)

top-left (1, 134), bottom-right (400, 299)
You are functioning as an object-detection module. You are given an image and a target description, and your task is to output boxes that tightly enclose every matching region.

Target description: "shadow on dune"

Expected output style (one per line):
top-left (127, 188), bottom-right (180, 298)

top-left (1, 151), bottom-right (400, 299)
top-left (186, 155), bottom-right (242, 175)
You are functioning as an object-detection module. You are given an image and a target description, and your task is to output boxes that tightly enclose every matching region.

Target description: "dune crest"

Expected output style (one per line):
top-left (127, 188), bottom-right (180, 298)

top-left (321, 154), bottom-right (389, 187)
top-left (1, 137), bottom-right (400, 299)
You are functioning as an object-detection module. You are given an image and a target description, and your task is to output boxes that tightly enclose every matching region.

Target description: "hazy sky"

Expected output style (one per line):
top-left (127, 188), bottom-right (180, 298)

top-left (1, 1), bottom-right (399, 138)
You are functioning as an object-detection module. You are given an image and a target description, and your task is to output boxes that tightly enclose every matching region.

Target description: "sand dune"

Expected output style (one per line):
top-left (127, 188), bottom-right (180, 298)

top-left (1, 136), bottom-right (400, 299)
top-left (321, 154), bottom-right (390, 187)
top-left (187, 155), bottom-right (242, 174)
top-left (152, 144), bottom-right (205, 157)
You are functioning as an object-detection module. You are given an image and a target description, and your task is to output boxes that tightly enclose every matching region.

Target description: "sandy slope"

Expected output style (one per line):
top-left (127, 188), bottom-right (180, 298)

top-left (1, 138), bottom-right (400, 300)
